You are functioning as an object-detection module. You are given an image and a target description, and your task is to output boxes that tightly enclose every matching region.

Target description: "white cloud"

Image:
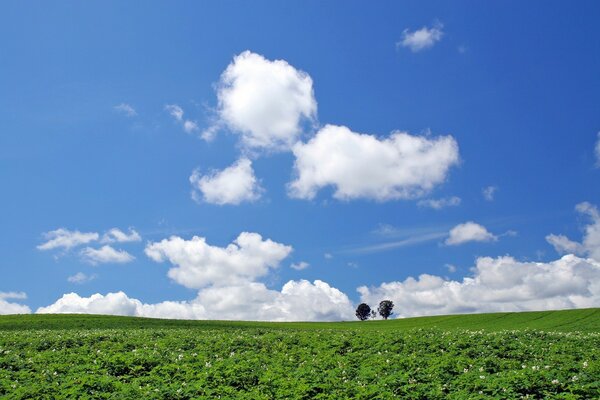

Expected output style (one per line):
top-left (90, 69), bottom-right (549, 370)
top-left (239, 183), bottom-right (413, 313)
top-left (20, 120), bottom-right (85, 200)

top-left (445, 222), bottom-right (497, 245)
top-left (324, 253), bottom-right (333, 259)
top-left (546, 202), bottom-right (600, 261)
top-left (351, 232), bottom-right (447, 254)
top-left (288, 125), bottom-right (459, 201)
top-left (145, 232), bottom-right (293, 288)
top-left (37, 280), bottom-right (354, 322)
top-left (101, 228), bottom-right (141, 243)
top-left (37, 228), bottom-right (99, 251)
top-left (358, 254), bottom-right (600, 318)
top-left (80, 245), bottom-right (135, 265)
top-left (398, 22), bottom-right (444, 52)
top-left (290, 261), bottom-right (310, 270)
top-left (165, 104), bottom-right (184, 121)
top-left (165, 104), bottom-right (199, 134)
top-left (67, 272), bottom-right (97, 284)
top-left (0, 292), bottom-right (31, 315)
top-left (417, 196), bottom-right (461, 209)
top-left (114, 103), bottom-right (137, 117)
top-left (595, 132), bottom-right (600, 167)
top-left (482, 186), bottom-right (497, 201)
top-left (214, 51), bottom-right (317, 151)
top-left (189, 158), bottom-right (263, 205)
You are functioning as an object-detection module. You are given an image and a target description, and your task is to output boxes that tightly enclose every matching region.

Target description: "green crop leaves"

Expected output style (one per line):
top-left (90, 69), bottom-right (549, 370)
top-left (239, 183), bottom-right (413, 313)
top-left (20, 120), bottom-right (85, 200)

top-left (0, 327), bottom-right (598, 399)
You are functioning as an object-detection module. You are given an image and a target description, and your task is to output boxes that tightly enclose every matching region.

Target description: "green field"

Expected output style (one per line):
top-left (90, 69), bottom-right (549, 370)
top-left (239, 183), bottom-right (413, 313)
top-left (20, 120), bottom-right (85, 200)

top-left (1, 309), bottom-right (598, 399)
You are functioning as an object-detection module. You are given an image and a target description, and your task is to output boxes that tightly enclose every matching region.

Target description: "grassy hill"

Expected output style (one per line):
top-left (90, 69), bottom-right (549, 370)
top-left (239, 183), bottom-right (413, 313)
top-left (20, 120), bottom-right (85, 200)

top-left (1, 307), bottom-right (598, 331)
top-left (1, 308), bottom-right (598, 399)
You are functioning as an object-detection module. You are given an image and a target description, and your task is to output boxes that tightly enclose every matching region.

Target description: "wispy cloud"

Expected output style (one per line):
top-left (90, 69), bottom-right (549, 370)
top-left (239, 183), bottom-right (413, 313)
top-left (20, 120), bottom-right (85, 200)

top-left (417, 196), bottom-right (461, 210)
top-left (165, 104), bottom-right (199, 134)
top-left (290, 261), bottom-right (310, 271)
top-left (67, 272), bottom-right (97, 284)
top-left (482, 186), bottom-right (498, 201)
top-left (114, 103), bottom-right (137, 117)
top-left (348, 231), bottom-right (448, 254)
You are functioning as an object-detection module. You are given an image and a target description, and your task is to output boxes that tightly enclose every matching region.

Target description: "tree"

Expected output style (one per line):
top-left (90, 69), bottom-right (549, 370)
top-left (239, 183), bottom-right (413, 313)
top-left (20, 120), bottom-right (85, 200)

top-left (370, 310), bottom-right (377, 320)
top-left (378, 300), bottom-right (394, 320)
top-left (355, 303), bottom-right (371, 321)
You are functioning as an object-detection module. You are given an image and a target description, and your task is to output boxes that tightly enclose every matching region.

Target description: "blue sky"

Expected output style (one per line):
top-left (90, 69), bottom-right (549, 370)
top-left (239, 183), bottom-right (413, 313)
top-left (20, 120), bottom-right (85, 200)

top-left (1, 1), bottom-right (599, 320)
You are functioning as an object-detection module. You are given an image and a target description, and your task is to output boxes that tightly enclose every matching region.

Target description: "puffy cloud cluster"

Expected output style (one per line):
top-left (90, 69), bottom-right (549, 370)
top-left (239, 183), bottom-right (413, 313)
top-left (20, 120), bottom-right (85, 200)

top-left (38, 227), bottom-right (139, 265)
top-left (0, 292), bottom-right (31, 315)
top-left (397, 22), bottom-right (444, 52)
top-left (214, 51), bottom-right (317, 151)
top-left (144, 232), bottom-right (293, 288)
top-left (189, 158), bottom-right (263, 205)
top-left (445, 222), bottom-right (497, 246)
top-left (191, 51), bottom-right (462, 204)
top-left (358, 254), bottom-right (600, 317)
top-left (546, 202), bottom-right (600, 261)
top-left (37, 280), bottom-right (354, 322)
top-left (288, 125), bottom-right (459, 201)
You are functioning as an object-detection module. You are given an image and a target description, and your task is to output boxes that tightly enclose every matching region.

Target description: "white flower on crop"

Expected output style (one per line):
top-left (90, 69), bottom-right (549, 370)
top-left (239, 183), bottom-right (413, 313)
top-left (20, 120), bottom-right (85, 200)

top-left (583, 361), bottom-right (588, 368)
top-left (552, 379), bottom-right (560, 384)
top-left (572, 375), bottom-right (578, 382)
top-left (463, 368), bottom-right (469, 373)
top-left (479, 375), bottom-right (485, 379)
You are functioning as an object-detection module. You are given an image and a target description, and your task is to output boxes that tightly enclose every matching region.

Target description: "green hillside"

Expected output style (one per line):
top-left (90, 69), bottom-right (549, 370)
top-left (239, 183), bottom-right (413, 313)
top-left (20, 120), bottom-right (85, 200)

top-left (0, 307), bottom-right (598, 331)
top-left (1, 309), bottom-right (598, 399)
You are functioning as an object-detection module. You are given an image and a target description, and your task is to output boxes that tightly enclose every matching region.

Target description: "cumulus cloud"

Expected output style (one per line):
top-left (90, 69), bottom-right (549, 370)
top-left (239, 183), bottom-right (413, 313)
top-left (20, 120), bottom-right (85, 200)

top-left (101, 228), bottom-right (141, 243)
top-left (546, 202), bottom-right (600, 261)
top-left (288, 125), bottom-right (459, 201)
top-left (417, 196), bottom-right (461, 209)
top-left (165, 104), bottom-right (199, 134)
top-left (37, 228), bottom-right (99, 251)
top-left (37, 280), bottom-right (354, 321)
top-left (213, 51), bottom-right (317, 151)
top-left (359, 254), bottom-right (600, 317)
top-left (482, 186), bottom-right (498, 201)
top-left (189, 158), bottom-right (263, 205)
top-left (0, 292), bottom-right (31, 315)
top-left (290, 261), bottom-right (310, 271)
top-left (445, 222), bottom-right (497, 245)
top-left (80, 245), bottom-right (135, 265)
top-left (67, 272), bottom-right (97, 284)
top-left (145, 232), bottom-right (293, 288)
top-left (114, 103), bottom-right (137, 117)
top-left (398, 22), bottom-right (444, 52)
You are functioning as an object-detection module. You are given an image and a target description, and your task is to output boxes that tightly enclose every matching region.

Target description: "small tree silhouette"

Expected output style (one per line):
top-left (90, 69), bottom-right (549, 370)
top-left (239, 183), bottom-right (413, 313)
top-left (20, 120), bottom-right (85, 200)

top-left (355, 303), bottom-right (371, 321)
top-left (378, 300), bottom-right (394, 320)
top-left (370, 310), bottom-right (377, 320)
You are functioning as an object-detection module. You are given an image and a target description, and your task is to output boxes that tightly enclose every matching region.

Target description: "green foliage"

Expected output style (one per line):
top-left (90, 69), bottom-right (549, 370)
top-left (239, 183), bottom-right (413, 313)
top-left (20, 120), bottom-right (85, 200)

top-left (378, 300), bottom-right (394, 320)
top-left (355, 303), bottom-right (371, 321)
top-left (0, 309), bottom-right (598, 399)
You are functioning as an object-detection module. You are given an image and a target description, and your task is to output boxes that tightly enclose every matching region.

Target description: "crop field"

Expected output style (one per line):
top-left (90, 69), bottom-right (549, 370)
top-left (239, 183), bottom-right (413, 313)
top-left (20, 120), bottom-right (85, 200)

top-left (0, 309), bottom-right (598, 399)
